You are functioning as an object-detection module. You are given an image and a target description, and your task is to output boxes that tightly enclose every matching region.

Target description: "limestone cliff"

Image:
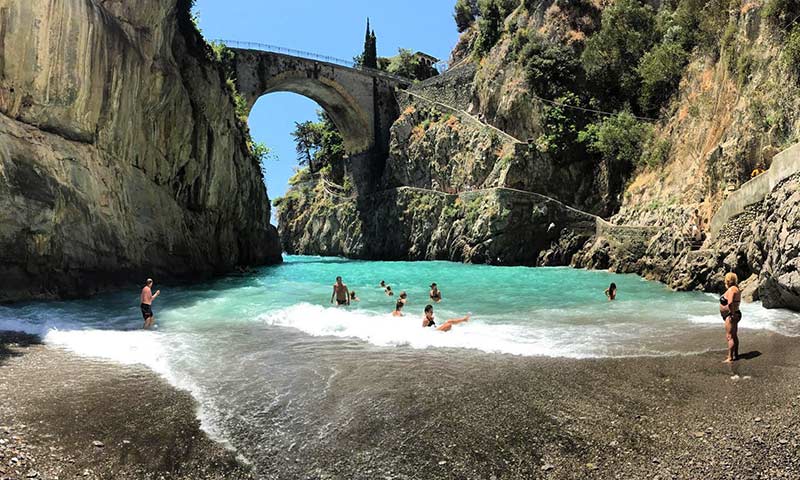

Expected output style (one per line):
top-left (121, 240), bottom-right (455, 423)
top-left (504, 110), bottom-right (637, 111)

top-left (276, 0), bottom-right (800, 310)
top-left (574, 2), bottom-right (800, 310)
top-left (0, 0), bottom-right (282, 301)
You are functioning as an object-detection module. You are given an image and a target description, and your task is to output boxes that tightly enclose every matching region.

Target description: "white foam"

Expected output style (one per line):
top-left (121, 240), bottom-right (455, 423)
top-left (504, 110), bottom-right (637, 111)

top-left (260, 303), bottom-right (601, 358)
top-left (688, 301), bottom-right (800, 336)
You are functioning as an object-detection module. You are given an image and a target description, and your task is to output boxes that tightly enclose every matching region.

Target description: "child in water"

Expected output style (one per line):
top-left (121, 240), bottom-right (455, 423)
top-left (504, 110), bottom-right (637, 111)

top-left (605, 283), bottom-right (617, 301)
top-left (349, 291), bottom-right (360, 302)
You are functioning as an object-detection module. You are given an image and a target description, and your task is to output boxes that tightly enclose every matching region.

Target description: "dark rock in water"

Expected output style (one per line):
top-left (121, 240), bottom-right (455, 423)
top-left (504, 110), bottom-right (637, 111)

top-left (0, 0), bottom-right (282, 302)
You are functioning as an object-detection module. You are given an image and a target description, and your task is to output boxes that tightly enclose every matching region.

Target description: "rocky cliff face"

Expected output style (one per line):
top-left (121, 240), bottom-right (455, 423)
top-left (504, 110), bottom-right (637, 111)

top-left (0, 0), bottom-right (281, 301)
top-left (276, 0), bottom-right (800, 310)
top-left (573, 2), bottom-right (800, 310)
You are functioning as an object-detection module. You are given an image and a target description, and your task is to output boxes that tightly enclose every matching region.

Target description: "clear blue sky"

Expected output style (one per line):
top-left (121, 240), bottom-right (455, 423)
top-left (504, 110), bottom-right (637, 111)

top-left (194, 0), bottom-right (459, 224)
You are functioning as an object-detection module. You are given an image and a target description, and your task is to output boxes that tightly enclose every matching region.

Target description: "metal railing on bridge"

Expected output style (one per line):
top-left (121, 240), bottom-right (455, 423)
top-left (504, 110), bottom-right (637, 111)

top-left (213, 39), bottom-right (411, 84)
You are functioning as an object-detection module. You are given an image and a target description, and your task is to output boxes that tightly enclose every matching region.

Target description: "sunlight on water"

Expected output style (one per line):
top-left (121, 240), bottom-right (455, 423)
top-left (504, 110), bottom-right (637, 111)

top-left (2, 255), bottom-right (799, 446)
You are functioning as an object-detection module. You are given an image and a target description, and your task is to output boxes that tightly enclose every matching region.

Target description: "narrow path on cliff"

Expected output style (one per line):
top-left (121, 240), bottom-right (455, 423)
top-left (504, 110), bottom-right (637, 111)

top-left (398, 88), bottom-right (524, 144)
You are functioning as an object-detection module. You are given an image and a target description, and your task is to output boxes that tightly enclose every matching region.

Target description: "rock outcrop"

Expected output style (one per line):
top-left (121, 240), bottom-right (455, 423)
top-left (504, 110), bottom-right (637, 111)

top-left (278, 172), bottom-right (596, 266)
top-left (276, 0), bottom-right (800, 311)
top-left (0, 0), bottom-right (282, 301)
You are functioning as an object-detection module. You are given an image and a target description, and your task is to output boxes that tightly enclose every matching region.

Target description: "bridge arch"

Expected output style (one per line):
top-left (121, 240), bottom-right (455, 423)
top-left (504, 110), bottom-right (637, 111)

top-left (229, 46), bottom-right (406, 193)
top-left (251, 70), bottom-right (372, 153)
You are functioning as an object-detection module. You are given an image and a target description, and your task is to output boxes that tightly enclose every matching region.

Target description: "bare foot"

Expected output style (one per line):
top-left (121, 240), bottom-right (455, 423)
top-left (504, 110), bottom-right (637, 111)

top-left (723, 358), bottom-right (735, 363)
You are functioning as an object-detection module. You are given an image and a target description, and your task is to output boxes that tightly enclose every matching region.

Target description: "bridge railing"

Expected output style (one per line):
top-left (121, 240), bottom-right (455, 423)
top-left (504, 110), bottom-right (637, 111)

top-left (213, 39), bottom-right (411, 84)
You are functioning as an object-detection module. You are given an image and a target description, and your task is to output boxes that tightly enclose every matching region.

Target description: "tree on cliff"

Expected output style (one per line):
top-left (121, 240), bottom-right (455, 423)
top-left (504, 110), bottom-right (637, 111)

top-left (362, 18), bottom-right (378, 69)
top-left (474, 0), bottom-right (503, 57)
top-left (454, 0), bottom-right (477, 33)
top-left (581, 0), bottom-right (657, 112)
top-left (292, 111), bottom-right (345, 177)
top-left (386, 49), bottom-right (439, 81)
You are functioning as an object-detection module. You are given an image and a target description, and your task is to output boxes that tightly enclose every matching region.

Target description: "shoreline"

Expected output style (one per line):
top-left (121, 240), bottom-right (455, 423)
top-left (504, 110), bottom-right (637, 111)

top-left (0, 332), bottom-right (253, 480)
top-left (2, 328), bottom-right (800, 479)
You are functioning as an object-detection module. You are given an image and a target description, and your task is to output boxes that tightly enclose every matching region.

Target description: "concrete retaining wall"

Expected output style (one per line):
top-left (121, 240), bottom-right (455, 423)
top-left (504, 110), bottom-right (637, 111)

top-left (709, 142), bottom-right (800, 239)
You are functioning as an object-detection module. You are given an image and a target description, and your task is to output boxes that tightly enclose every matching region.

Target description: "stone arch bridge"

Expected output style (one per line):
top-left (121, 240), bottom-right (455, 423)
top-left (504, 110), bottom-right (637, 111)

top-left (225, 41), bottom-right (409, 193)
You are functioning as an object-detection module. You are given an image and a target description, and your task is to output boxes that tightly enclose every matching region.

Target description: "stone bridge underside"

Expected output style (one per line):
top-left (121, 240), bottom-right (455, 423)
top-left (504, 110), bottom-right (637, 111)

top-left (231, 49), bottom-right (406, 192)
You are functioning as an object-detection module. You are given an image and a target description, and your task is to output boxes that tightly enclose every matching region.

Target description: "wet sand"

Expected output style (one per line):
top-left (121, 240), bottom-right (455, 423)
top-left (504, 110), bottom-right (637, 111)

top-left (0, 332), bottom-right (252, 480)
top-left (2, 330), bottom-right (800, 479)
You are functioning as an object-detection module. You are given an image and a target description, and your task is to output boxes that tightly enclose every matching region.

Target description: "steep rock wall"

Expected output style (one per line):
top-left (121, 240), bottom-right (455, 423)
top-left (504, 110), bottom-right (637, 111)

top-left (576, 4), bottom-right (800, 310)
top-left (0, 0), bottom-right (281, 301)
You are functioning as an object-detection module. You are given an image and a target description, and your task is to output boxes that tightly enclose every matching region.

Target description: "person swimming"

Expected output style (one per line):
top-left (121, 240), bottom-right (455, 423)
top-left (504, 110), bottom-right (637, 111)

top-left (385, 286), bottom-right (394, 296)
top-left (392, 300), bottom-right (404, 317)
top-left (380, 280), bottom-right (386, 288)
top-left (421, 304), bottom-right (469, 332)
top-left (429, 283), bottom-right (442, 302)
top-left (605, 283), bottom-right (617, 301)
top-left (350, 291), bottom-right (360, 302)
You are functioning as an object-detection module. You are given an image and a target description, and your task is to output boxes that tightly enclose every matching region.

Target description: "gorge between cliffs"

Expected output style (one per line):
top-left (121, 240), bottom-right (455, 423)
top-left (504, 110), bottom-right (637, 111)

top-left (3, 1), bottom-right (800, 480)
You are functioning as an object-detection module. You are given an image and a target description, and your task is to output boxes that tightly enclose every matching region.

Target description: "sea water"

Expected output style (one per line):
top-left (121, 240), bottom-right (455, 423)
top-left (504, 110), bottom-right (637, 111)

top-left (1, 255), bottom-right (799, 468)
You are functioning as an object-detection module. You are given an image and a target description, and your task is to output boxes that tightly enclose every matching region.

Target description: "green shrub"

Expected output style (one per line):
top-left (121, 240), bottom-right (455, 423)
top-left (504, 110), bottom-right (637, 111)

top-left (735, 51), bottom-right (755, 86)
top-left (641, 138), bottom-right (671, 167)
top-left (762, 0), bottom-right (800, 31)
top-left (581, 0), bottom-right (657, 107)
top-left (441, 201), bottom-right (460, 220)
top-left (386, 48), bottom-right (438, 81)
top-left (783, 24), bottom-right (800, 78)
top-left (695, 0), bottom-right (735, 55)
top-left (578, 111), bottom-right (653, 170)
top-left (637, 41), bottom-right (689, 114)
top-left (454, 0), bottom-right (477, 33)
top-left (535, 92), bottom-right (582, 154)
top-left (226, 78), bottom-right (248, 121)
top-left (473, 0), bottom-right (503, 57)
top-left (520, 34), bottom-right (582, 99)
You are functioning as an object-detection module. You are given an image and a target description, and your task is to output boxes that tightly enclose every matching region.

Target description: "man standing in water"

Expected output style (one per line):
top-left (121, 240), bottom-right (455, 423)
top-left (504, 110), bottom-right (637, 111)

top-left (331, 276), bottom-right (350, 306)
top-left (140, 278), bottom-right (161, 329)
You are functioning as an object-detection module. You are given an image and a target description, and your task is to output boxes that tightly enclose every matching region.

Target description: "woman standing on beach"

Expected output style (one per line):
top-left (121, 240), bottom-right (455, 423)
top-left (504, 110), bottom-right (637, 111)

top-left (719, 273), bottom-right (742, 363)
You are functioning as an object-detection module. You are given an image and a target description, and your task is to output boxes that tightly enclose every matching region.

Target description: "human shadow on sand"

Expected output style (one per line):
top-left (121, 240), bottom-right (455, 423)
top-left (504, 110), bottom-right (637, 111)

top-left (737, 351), bottom-right (762, 360)
top-left (0, 331), bottom-right (42, 365)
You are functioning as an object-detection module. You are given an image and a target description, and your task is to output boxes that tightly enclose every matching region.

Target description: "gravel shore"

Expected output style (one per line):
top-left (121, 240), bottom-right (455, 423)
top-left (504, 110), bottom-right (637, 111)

top-left (0, 332), bottom-right (252, 480)
top-left (2, 330), bottom-right (799, 479)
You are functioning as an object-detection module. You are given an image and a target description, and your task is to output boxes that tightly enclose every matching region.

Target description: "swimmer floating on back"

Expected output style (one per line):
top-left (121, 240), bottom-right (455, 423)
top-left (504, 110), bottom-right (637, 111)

top-left (605, 283), bottom-right (617, 301)
top-left (422, 304), bottom-right (469, 332)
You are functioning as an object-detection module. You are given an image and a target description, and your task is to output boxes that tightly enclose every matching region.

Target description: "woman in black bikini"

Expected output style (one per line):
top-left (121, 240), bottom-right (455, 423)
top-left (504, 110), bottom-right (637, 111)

top-left (422, 304), bottom-right (469, 332)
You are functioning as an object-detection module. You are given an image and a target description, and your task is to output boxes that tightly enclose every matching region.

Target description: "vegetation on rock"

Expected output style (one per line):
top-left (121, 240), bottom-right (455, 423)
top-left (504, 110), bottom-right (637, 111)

top-left (454, 0), bottom-right (478, 32)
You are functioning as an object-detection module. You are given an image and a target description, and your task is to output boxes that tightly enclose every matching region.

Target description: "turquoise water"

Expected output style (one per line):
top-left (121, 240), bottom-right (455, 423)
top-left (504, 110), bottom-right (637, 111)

top-left (2, 255), bottom-right (799, 469)
top-left (3, 255), bottom-right (799, 358)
